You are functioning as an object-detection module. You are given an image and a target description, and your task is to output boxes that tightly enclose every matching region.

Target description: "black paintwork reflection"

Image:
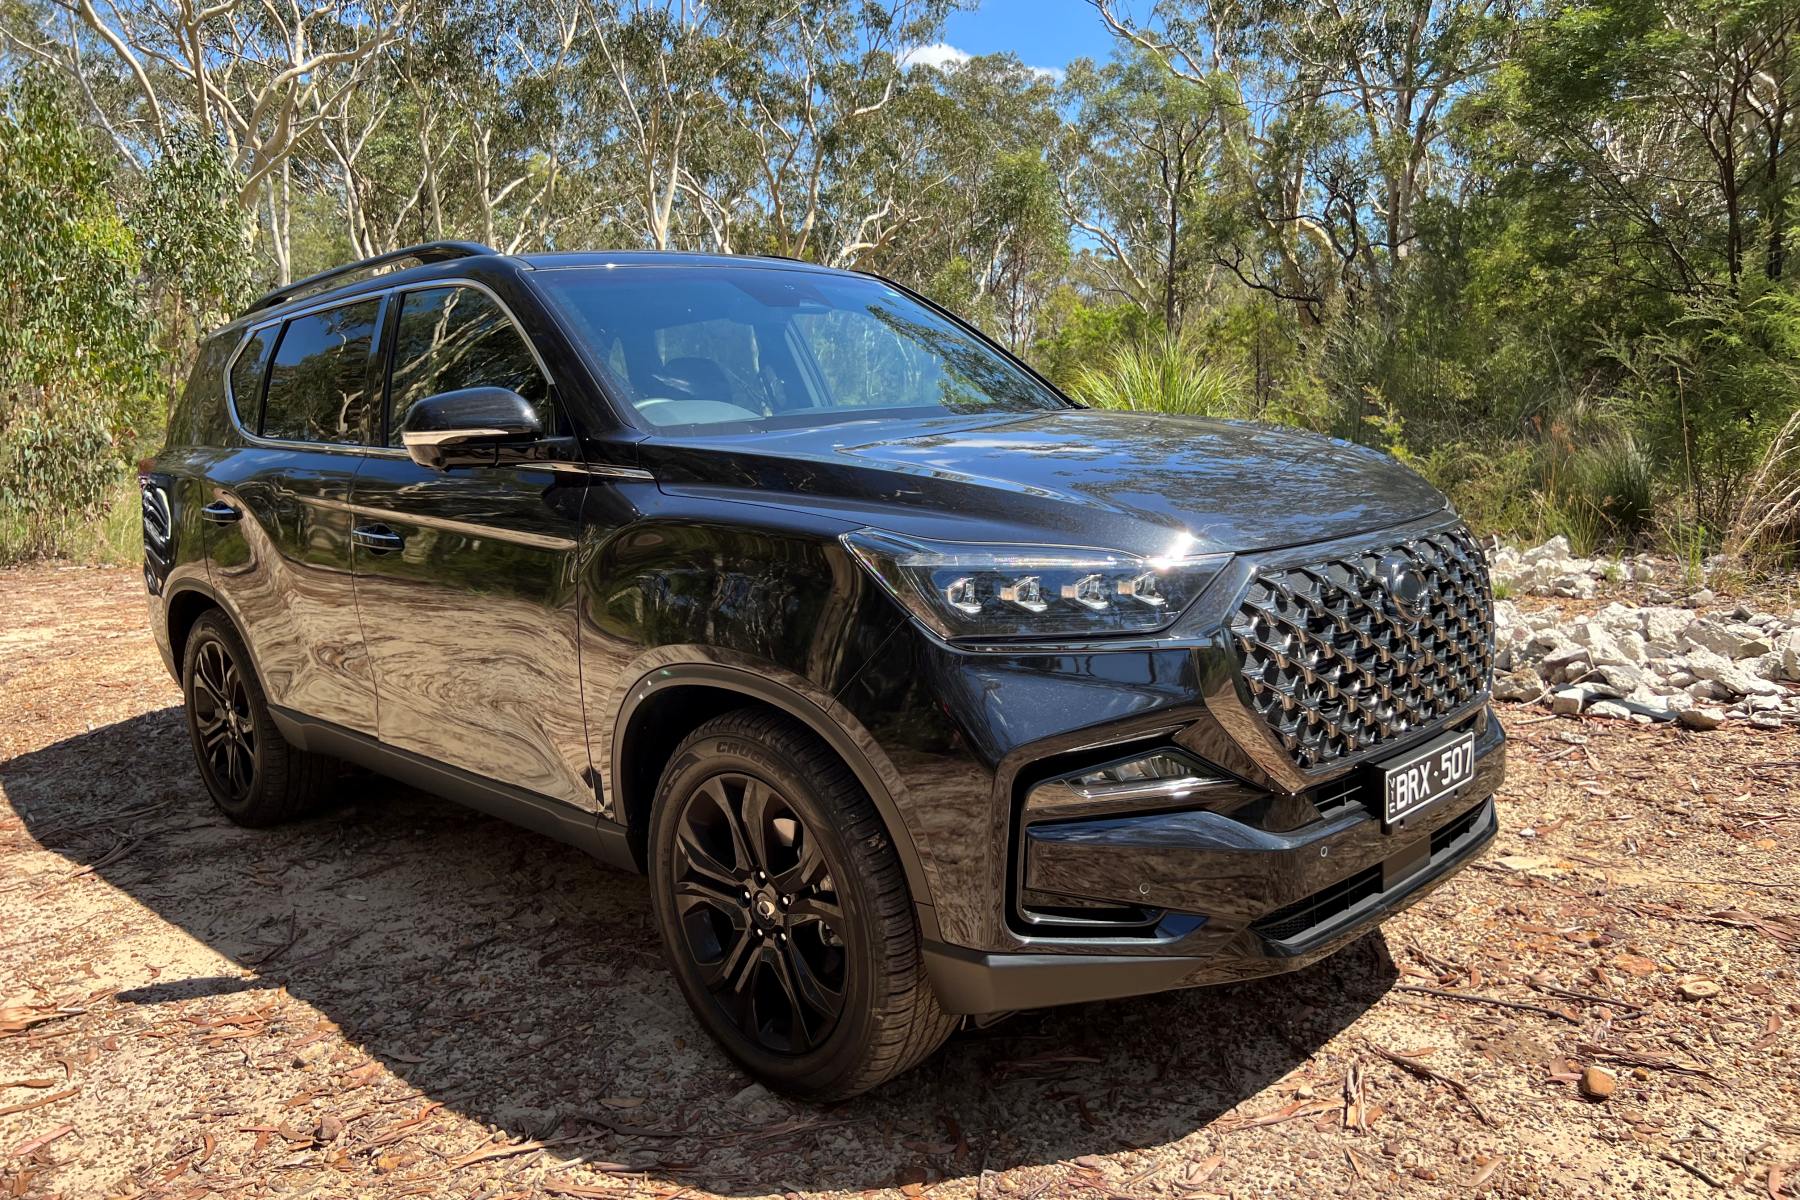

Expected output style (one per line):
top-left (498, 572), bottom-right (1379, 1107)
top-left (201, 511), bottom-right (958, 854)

top-left (205, 447), bottom-right (376, 731)
top-left (577, 486), bottom-right (905, 824)
top-left (643, 409), bottom-right (1448, 557)
top-left (350, 456), bottom-right (591, 808)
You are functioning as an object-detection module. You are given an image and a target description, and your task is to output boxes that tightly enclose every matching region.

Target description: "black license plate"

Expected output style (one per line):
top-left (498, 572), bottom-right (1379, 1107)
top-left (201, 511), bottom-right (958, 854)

top-left (1380, 729), bottom-right (1476, 826)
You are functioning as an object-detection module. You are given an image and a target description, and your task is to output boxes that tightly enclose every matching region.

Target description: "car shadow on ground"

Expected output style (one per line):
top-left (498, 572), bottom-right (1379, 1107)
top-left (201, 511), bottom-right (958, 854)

top-left (3, 709), bottom-right (1398, 1195)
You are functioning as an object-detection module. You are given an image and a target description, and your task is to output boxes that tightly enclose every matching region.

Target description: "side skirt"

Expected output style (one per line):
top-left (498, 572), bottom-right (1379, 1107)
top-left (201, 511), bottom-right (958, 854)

top-left (269, 706), bottom-right (636, 872)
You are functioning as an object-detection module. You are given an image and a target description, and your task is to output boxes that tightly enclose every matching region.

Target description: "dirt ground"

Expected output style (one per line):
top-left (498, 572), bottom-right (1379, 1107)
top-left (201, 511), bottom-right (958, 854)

top-left (2, 565), bottom-right (1797, 1200)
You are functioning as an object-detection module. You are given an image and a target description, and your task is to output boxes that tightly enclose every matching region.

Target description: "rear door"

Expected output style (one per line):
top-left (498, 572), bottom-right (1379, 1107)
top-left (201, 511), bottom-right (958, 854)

top-left (203, 298), bottom-right (384, 733)
top-left (349, 282), bottom-right (594, 808)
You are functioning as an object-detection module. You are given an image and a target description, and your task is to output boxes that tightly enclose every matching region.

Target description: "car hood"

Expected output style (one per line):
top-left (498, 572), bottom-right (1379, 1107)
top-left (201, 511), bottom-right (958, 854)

top-left (641, 409), bottom-right (1450, 557)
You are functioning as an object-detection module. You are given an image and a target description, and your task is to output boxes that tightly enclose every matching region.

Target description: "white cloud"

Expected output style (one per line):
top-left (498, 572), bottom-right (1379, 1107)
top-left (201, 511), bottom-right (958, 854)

top-left (897, 41), bottom-right (1064, 83)
top-left (898, 42), bottom-right (974, 71)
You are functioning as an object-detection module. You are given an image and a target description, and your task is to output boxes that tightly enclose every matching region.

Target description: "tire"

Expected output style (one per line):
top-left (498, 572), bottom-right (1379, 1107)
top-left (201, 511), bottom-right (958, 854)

top-left (181, 610), bottom-right (337, 827)
top-left (647, 707), bottom-right (956, 1100)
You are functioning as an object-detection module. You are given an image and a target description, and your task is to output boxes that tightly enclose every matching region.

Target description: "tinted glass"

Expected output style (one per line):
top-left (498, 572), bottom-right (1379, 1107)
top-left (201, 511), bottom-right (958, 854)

top-left (262, 301), bottom-right (380, 444)
top-left (387, 287), bottom-right (549, 444)
top-left (228, 329), bottom-right (272, 427)
top-left (536, 266), bottom-right (1067, 430)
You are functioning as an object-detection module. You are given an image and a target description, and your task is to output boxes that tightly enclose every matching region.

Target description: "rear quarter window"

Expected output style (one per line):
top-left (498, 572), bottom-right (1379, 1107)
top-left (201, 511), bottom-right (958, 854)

top-left (261, 300), bottom-right (381, 444)
top-left (227, 328), bottom-right (273, 432)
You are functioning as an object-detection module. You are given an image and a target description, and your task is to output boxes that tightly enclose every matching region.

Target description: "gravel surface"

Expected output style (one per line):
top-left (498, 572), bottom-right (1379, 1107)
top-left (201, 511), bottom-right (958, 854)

top-left (2, 565), bottom-right (1797, 1199)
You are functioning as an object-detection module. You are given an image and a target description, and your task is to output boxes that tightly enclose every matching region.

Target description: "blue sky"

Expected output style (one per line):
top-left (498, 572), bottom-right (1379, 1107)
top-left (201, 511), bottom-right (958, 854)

top-left (910, 0), bottom-right (1129, 78)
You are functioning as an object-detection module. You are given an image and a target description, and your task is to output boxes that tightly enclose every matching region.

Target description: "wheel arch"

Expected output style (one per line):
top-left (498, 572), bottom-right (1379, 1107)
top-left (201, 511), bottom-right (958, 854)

top-left (165, 582), bottom-right (228, 674)
top-left (607, 657), bottom-right (939, 935)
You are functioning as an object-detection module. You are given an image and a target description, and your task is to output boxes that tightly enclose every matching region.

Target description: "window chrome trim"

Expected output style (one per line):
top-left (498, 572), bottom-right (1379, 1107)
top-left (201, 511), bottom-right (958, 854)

top-left (219, 277), bottom-right (556, 460)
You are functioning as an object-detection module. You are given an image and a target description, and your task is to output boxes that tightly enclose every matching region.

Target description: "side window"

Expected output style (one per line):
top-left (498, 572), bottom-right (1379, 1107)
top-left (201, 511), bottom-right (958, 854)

top-left (228, 328), bottom-right (273, 430)
top-left (387, 287), bottom-right (549, 445)
top-left (262, 301), bottom-right (381, 444)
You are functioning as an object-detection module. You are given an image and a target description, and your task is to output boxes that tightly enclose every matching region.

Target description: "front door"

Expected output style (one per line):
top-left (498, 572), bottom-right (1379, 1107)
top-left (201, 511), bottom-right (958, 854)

top-left (349, 283), bottom-right (594, 809)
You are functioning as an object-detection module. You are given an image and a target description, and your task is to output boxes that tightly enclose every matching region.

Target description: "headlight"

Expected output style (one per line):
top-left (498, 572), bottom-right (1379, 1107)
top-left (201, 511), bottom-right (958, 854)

top-left (841, 529), bottom-right (1230, 641)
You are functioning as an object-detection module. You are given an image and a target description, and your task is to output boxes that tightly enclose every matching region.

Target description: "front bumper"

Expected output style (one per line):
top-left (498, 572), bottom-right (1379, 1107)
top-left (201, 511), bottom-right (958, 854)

top-left (921, 718), bottom-right (1503, 1015)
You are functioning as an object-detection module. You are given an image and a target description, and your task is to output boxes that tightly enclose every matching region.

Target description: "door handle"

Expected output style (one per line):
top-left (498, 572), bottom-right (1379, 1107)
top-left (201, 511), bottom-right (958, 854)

top-left (352, 524), bottom-right (405, 554)
top-left (200, 500), bottom-right (242, 524)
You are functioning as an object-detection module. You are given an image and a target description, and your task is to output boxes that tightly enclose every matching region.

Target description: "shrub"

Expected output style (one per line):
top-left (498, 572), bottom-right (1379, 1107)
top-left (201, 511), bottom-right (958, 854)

top-left (1068, 335), bottom-right (1251, 418)
top-left (0, 72), bottom-right (158, 562)
top-left (1559, 434), bottom-right (1655, 546)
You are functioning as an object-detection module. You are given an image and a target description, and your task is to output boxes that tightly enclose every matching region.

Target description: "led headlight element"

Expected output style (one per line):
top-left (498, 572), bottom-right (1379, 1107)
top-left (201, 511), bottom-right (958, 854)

top-left (842, 530), bottom-right (1229, 640)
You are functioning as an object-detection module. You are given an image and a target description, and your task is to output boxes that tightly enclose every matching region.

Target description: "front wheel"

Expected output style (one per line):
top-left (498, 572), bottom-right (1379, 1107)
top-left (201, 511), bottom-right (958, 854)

top-left (647, 708), bottom-right (955, 1099)
top-left (181, 610), bottom-right (336, 827)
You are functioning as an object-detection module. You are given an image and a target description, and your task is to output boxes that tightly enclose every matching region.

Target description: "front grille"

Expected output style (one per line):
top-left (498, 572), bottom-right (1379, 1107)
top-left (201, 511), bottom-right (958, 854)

top-left (1230, 525), bottom-right (1494, 770)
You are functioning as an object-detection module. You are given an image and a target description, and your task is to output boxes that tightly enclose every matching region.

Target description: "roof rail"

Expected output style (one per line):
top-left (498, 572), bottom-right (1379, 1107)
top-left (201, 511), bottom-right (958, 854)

top-left (242, 240), bottom-right (497, 317)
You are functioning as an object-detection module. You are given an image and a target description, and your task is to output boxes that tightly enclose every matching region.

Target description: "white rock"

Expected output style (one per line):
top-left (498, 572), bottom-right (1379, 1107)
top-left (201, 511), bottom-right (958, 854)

top-left (1551, 688), bottom-right (1585, 715)
top-left (1493, 668), bottom-right (1547, 702)
top-left (1588, 700), bottom-right (1631, 719)
top-left (1677, 706), bottom-right (1726, 730)
top-left (1640, 607), bottom-right (1691, 647)
top-left (1540, 643), bottom-right (1591, 681)
top-left (1687, 648), bottom-right (1785, 697)
top-left (1778, 629), bottom-right (1800, 681)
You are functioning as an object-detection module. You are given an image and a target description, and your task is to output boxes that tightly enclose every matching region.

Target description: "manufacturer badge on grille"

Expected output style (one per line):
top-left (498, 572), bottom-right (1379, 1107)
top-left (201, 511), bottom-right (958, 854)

top-left (1378, 550), bottom-right (1427, 620)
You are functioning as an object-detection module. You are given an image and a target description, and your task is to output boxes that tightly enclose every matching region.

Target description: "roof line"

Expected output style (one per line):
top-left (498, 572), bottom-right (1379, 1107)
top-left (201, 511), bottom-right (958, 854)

top-left (243, 241), bottom-right (496, 317)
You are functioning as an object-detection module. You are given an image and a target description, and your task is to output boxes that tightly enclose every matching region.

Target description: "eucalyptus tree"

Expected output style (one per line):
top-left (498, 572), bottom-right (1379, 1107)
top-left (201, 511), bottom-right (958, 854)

top-left (24, 0), bottom-right (409, 279)
top-left (715, 0), bottom-right (952, 263)
top-left (1059, 50), bottom-right (1219, 330)
top-left (1094, 0), bottom-right (1520, 318)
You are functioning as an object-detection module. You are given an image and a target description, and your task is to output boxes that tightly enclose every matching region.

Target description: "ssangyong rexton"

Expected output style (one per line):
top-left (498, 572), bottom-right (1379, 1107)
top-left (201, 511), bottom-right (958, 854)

top-left (140, 242), bottom-right (1502, 1099)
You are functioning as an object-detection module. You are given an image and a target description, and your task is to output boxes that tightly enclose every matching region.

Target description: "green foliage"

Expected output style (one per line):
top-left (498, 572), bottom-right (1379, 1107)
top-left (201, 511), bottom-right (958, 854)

top-left (135, 130), bottom-right (255, 332)
top-left (0, 72), bottom-right (158, 562)
top-left (1067, 335), bottom-right (1250, 418)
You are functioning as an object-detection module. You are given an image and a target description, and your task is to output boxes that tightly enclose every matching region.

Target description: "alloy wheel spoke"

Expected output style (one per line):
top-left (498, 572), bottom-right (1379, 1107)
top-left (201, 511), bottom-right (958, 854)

top-left (786, 893), bottom-right (844, 930)
top-left (198, 643), bottom-right (229, 700)
top-left (771, 834), bottom-right (826, 895)
top-left (696, 776), bottom-right (755, 877)
top-left (697, 921), bottom-right (759, 994)
top-left (673, 876), bottom-right (747, 919)
top-left (739, 777), bottom-right (778, 876)
top-left (764, 945), bottom-right (815, 1052)
top-left (780, 936), bottom-right (844, 1023)
top-left (675, 821), bottom-right (745, 892)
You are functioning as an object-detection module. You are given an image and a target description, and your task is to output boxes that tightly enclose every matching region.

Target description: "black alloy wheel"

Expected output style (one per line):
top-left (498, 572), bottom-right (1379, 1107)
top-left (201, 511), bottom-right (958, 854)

top-left (670, 771), bottom-right (849, 1054)
top-left (648, 708), bottom-right (956, 1099)
top-left (181, 610), bottom-right (336, 827)
top-left (190, 636), bottom-right (257, 803)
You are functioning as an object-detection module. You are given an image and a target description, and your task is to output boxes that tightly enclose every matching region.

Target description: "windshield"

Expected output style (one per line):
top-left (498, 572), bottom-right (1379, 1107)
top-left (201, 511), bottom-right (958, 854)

top-left (533, 265), bottom-right (1069, 431)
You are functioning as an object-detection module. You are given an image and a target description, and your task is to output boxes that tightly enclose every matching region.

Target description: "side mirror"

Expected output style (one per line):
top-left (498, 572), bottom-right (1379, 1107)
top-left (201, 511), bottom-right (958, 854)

top-left (400, 387), bottom-right (543, 469)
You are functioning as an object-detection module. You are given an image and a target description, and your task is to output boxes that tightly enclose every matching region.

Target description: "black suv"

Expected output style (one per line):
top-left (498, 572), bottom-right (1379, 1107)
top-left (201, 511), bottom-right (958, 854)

top-left (141, 242), bottom-right (1502, 1099)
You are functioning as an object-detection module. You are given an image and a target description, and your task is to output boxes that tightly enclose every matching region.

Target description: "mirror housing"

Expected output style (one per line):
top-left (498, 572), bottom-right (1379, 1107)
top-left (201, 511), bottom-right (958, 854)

top-left (400, 387), bottom-right (543, 469)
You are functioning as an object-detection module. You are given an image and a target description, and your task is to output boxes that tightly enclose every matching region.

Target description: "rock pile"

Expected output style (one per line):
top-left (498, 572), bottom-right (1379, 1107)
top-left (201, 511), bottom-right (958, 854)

top-left (1489, 536), bottom-right (1663, 600)
top-left (1493, 598), bottom-right (1800, 729)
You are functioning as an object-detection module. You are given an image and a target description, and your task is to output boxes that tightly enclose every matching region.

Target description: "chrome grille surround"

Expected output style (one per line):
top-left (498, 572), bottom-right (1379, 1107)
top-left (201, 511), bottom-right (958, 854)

top-left (1228, 525), bottom-right (1494, 771)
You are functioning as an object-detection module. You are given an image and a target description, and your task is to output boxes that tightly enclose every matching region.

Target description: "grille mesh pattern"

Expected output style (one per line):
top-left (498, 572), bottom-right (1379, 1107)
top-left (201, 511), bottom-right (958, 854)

top-left (1230, 526), bottom-right (1494, 770)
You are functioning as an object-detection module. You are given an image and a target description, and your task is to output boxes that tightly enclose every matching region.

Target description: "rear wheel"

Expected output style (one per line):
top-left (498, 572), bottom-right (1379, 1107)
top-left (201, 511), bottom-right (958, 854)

top-left (182, 611), bottom-right (336, 826)
top-left (648, 708), bottom-right (955, 1099)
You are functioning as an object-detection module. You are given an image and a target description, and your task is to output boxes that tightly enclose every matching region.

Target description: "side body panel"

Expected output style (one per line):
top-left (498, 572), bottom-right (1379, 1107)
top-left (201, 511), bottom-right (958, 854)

top-left (348, 457), bottom-right (593, 808)
top-left (576, 486), bottom-right (906, 820)
top-left (202, 447), bottom-right (376, 732)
